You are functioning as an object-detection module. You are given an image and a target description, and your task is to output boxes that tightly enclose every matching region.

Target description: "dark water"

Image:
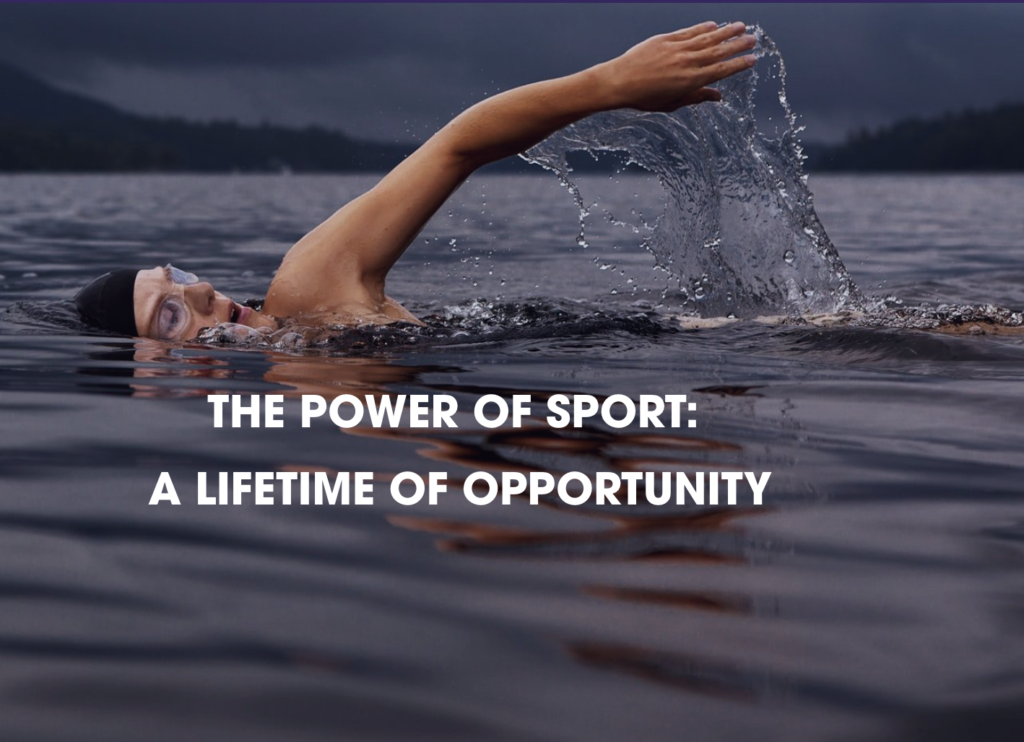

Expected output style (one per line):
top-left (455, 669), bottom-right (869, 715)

top-left (2, 172), bottom-right (1024, 741)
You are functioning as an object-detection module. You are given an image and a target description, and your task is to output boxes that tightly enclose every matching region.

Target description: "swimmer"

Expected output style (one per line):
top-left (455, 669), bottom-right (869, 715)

top-left (74, 22), bottom-right (758, 340)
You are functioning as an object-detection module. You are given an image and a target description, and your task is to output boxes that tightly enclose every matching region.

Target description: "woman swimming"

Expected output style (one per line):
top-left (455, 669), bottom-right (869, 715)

top-left (74, 22), bottom-right (758, 341)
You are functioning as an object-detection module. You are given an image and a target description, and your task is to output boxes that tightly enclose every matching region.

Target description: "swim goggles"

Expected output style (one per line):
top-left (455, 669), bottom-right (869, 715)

top-left (154, 264), bottom-right (200, 340)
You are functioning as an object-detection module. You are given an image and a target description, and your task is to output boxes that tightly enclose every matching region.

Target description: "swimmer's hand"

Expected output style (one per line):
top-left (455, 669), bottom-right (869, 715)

top-left (597, 22), bottom-right (756, 112)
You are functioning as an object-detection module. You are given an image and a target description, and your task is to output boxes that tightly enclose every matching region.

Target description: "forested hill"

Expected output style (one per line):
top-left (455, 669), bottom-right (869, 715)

top-left (0, 61), bottom-right (414, 172)
top-left (807, 104), bottom-right (1024, 172)
top-left (4, 60), bottom-right (1024, 173)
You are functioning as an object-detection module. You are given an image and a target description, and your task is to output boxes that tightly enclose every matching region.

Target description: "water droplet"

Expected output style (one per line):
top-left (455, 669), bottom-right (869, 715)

top-left (694, 286), bottom-right (706, 299)
top-left (784, 250), bottom-right (795, 265)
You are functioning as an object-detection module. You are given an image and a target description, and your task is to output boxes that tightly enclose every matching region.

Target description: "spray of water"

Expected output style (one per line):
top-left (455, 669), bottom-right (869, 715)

top-left (522, 26), bottom-right (862, 319)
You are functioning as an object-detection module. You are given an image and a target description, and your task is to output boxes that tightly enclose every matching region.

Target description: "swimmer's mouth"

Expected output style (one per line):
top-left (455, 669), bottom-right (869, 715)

top-left (230, 302), bottom-right (252, 325)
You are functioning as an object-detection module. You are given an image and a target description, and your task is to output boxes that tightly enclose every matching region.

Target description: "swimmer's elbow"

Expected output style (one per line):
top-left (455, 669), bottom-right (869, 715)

top-left (433, 140), bottom-right (488, 176)
top-left (430, 119), bottom-right (510, 174)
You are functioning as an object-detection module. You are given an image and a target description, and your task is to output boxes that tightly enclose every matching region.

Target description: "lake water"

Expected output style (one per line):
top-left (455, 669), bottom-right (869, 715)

top-left (1, 172), bottom-right (1023, 741)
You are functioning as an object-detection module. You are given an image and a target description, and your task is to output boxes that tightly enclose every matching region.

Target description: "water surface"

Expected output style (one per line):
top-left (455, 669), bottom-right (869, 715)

top-left (1, 172), bottom-right (1024, 741)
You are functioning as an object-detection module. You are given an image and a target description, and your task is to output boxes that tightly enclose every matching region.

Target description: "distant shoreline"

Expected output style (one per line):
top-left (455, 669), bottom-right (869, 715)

top-left (4, 60), bottom-right (1024, 174)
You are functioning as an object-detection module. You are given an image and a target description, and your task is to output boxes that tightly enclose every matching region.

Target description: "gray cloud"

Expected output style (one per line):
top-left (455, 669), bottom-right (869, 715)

top-left (1, 3), bottom-right (1022, 142)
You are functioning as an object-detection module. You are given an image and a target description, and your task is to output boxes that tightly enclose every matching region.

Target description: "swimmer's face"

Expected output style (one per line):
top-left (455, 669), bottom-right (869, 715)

top-left (134, 265), bottom-right (276, 341)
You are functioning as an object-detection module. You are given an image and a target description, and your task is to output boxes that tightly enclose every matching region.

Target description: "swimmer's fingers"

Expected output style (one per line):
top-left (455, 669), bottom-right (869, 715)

top-left (663, 21), bottom-right (718, 43)
top-left (600, 24), bottom-right (754, 113)
top-left (696, 55), bottom-right (757, 86)
top-left (692, 34), bottom-right (757, 65)
top-left (683, 22), bottom-right (748, 49)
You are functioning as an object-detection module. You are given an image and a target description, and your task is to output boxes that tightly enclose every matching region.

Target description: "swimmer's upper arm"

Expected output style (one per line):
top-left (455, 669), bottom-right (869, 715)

top-left (306, 68), bottom-right (629, 295)
top-left (269, 66), bottom-right (617, 312)
top-left (318, 139), bottom-right (476, 291)
top-left (264, 139), bottom-right (475, 316)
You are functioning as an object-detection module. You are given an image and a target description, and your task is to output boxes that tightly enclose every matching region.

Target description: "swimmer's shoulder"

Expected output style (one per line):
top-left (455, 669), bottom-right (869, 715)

top-left (265, 257), bottom-right (423, 328)
top-left (329, 297), bottom-right (425, 328)
top-left (271, 296), bottom-right (424, 329)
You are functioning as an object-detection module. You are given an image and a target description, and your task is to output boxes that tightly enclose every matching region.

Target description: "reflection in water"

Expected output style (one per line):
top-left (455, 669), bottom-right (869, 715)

top-left (569, 642), bottom-right (763, 702)
top-left (112, 341), bottom-right (785, 703)
top-left (364, 403), bottom-right (778, 700)
top-left (127, 340), bottom-right (236, 398)
top-left (581, 585), bottom-right (753, 614)
top-left (694, 385), bottom-right (766, 398)
top-left (388, 510), bottom-right (758, 563)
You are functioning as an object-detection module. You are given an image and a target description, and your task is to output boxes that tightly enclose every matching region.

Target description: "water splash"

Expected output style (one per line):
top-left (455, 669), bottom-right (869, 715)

top-left (192, 298), bottom-right (671, 355)
top-left (522, 26), bottom-right (861, 319)
top-left (859, 297), bottom-right (1024, 333)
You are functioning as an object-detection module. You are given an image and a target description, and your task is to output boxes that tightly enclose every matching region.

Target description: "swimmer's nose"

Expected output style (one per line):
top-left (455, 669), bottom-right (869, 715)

top-left (185, 282), bottom-right (217, 315)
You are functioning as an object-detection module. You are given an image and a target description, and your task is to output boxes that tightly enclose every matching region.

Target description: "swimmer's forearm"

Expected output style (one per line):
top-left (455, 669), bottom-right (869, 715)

top-left (435, 66), bottom-right (618, 169)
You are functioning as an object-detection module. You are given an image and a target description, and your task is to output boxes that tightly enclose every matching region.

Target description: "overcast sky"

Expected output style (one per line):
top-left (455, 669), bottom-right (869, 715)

top-left (1, 3), bottom-right (1021, 143)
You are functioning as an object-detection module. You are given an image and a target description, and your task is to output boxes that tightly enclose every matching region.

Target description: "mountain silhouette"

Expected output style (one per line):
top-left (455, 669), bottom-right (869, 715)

top-left (0, 60), bottom-right (414, 172)
top-left (806, 104), bottom-right (1024, 172)
top-left (4, 60), bottom-right (1022, 173)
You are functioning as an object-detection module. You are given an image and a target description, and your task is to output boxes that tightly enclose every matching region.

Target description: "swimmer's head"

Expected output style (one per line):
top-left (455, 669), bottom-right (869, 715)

top-left (75, 265), bottom-right (277, 340)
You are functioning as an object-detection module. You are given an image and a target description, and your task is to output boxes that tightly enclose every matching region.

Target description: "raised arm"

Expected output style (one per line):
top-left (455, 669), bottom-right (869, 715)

top-left (264, 22), bottom-right (755, 321)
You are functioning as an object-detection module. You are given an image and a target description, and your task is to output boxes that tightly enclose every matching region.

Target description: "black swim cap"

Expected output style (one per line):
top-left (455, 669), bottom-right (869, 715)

top-left (74, 269), bottom-right (140, 336)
